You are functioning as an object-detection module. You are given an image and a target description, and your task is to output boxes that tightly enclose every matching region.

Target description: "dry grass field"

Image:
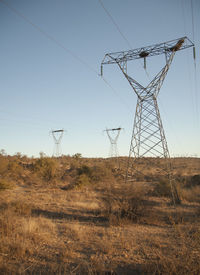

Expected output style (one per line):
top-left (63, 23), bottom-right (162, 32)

top-left (0, 154), bottom-right (200, 274)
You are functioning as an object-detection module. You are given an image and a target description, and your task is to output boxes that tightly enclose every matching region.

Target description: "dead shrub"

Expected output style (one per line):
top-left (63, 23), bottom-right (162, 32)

top-left (77, 164), bottom-right (113, 182)
top-left (152, 179), bottom-right (172, 197)
top-left (0, 178), bottom-right (14, 190)
top-left (102, 185), bottom-right (146, 225)
top-left (151, 178), bottom-right (176, 198)
top-left (180, 185), bottom-right (200, 203)
top-left (186, 174), bottom-right (200, 187)
top-left (0, 156), bottom-right (9, 175)
top-left (8, 160), bottom-right (24, 179)
top-left (90, 164), bottom-right (113, 183)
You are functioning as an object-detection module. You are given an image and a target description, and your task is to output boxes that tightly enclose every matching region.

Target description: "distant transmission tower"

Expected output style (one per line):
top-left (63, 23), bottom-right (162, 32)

top-left (101, 37), bottom-right (194, 203)
top-left (51, 129), bottom-right (64, 157)
top-left (104, 127), bottom-right (123, 157)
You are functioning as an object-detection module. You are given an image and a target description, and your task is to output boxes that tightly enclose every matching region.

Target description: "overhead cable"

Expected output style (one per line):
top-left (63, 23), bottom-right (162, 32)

top-left (98, 0), bottom-right (132, 49)
top-left (0, 0), bottom-right (98, 75)
top-left (190, 0), bottom-right (199, 125)
top-left (98, 0), bottom-right (150, 77)
top-left (0, 0), bottom-right (133, 113)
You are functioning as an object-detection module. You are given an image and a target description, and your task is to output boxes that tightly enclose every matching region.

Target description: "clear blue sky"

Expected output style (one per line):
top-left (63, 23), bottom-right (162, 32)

top-left (0, 0), bottom-right (199, 157)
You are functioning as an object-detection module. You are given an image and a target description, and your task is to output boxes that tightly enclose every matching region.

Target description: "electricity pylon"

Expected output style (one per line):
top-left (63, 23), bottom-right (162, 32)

top-left (104, 127), bottom-right (123, 157)
top-left (101, 37), bottom-right (194, 204)
top-left (51, 129), bottom-right (64, 157)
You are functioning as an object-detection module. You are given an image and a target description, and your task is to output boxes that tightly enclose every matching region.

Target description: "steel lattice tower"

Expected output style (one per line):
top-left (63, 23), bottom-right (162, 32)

top-left (51, 129), bottom-right (64, 157)
top-left (101, 37), bottom-right (194, 203)
top-left (104, 127), bottom-right (123, 157)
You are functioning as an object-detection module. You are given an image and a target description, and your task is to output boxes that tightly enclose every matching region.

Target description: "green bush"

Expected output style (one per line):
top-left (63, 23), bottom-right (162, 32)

top-left (33, 157), bottom-right (58, 181)
top-left (72, 153), bottom-right (82, 159)
top-left (72, 164), bottom-right (113, 189)
top-left (77, 165), bottom-right (92, 177)
top-left (78, 164), bottom-right (113, 182)
top-left (74, 174), bottom-right (91, 188)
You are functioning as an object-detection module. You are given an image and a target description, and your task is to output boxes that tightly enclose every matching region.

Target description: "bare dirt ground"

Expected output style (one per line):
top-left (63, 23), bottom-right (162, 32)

top-left (0, 156), bottom-right (200, 274)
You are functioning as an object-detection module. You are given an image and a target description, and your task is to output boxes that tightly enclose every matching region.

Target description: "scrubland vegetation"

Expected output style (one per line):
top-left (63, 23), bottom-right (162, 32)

top-left (0, 151), bottom-right (200, 274)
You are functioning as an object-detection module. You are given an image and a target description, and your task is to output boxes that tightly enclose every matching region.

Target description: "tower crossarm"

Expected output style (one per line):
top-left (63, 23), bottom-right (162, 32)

top-left (52, 130), bottom-right (64, 133)
top-left (101, 37), bottom-right (193, 70)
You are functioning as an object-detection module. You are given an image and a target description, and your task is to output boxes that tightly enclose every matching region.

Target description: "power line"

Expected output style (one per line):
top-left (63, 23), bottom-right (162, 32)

top-left (181, 0), bottom-right (187, 35)
top-left (190, 0), bottom-right (195, 44)
top-left (190, 0), bottom-right (199, 125)
top-left (0, 0), bottom-right (132, 114)
top-left (101, 76), bottom-right (132, 114)
top-left (98, 0), bottom-right (132, 49)
top-left (180, 0), bottom-right (199, 127)
top-left (0, 0), bottom-right (98, 75)
top-left (98, 0), bottom-right (150, 78)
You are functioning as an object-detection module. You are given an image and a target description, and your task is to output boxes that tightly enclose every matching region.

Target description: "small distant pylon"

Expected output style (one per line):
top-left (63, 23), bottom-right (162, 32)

top-left (51, 129), bottom-right (64, 157)
top-left (104, 127), bottom-right (123, 158)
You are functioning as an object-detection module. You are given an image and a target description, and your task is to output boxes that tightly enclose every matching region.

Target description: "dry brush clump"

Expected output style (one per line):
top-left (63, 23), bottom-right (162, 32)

top-left (0, 156), bottom-right (24, 191)
top-left (101, 183), bottom-right (148, 225)
top-left (151, 178), bottom-right (173, 198)
top-left (0, 178), bottom-right (15, 190)
top-left (33, 157), bottom-right (59, 182)
top-left (72, 164), bottom-right (114, 189)
top-left (177, 174), bottom-right (200, 203)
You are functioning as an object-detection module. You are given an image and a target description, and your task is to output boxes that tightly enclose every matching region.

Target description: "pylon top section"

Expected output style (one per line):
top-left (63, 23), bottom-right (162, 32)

top-left (104, 127), bottom-right (123, 144)
top-left (101, 37), bottom-right (194, 100)
top-left (51, 129), bottom-right (64, 144)
top-left (101, 37), bottom-right (194, 69)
